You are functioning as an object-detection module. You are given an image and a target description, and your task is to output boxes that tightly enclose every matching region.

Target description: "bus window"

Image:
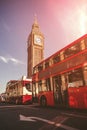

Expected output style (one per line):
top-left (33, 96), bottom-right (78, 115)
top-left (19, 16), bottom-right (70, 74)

top-left (60, 51), bottom-right (64, 61)
top-left (25, 83), bottom-right (32, 91)
top-left (38, 81), bottom-right (42, 92)
top-left (45, 78), bottom-right (51, 91)
top-left (38, 64), bottom-right (43, 71)
top-left (84, 37), bottom-right (87, 48)
top-left (45, 61), bottom-right (49, 69)
top-left (32, 82), bottom-right (39, 102)
top-left (64, 44), bottom-right (80, 58)
top-left (33, 66), bottom-right (38, 74)
top-left (38, 80), bottom-right (47, 92)
top-left (80, 40), bottom-right (86, 50)
top-left (83, 64), bottom-right (87, 85)
top-left (68, 68), bottom-right (84, 87)
top-left (80, 38), bottom-right (87, 50)
top-left (53, 54), bottom-right (60, 64)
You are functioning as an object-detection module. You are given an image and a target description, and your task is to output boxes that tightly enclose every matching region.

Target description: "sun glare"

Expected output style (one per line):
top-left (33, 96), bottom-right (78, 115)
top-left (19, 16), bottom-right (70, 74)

top-left (79, 10), bottom-right (87, 34)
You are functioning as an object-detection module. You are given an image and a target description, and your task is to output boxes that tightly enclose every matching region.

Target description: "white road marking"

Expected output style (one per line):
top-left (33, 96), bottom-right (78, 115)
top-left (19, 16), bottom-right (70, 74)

top-left (20, 114), bottom-right (79, 130)
top-left (62, 112), bottom-right (87, 119)
top-left (0, 105), bottom-right (18, 108)
top-left (20, 114), bottom-right (36, 122)
top-left (0, 104), bottom-right (39, 110)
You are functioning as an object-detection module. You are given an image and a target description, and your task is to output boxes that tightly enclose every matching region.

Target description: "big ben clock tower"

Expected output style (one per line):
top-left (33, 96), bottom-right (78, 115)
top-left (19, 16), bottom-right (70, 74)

top-left (27, 16), bottom-right (44, 78)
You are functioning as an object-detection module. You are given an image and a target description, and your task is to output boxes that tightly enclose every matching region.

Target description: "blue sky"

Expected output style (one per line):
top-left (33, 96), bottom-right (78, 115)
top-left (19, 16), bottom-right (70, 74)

top-left (0, 0), bottom-right (87, 93)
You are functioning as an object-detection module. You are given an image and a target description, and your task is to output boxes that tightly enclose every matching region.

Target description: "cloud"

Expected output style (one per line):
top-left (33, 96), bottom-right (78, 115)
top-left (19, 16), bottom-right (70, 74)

top-left (9, 58), bottom-right (25, 65)
top-left (0, 56), bottom-right (25, 65)
top-left (0, 56), bottom-right (8, 63)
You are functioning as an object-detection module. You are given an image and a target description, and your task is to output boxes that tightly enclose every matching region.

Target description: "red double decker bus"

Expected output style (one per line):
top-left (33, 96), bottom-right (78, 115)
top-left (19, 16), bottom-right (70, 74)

top-left (32, 34), bottom-right (87, 109)
top-left (6, 76), bottom-right (32, 104)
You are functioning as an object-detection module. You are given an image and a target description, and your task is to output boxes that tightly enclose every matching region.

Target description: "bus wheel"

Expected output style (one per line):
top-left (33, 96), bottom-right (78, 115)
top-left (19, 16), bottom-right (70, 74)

top-left (40, 96), bottom-right (47, 107)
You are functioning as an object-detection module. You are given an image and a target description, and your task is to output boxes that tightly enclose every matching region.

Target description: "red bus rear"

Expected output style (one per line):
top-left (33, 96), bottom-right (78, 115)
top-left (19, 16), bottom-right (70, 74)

top-left (6, 76), bottom-right (32, 104)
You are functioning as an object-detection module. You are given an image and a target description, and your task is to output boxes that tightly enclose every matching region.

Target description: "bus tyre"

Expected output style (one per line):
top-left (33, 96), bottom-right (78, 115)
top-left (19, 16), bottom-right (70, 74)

top-left (40, 96), bottom-right (47, 107)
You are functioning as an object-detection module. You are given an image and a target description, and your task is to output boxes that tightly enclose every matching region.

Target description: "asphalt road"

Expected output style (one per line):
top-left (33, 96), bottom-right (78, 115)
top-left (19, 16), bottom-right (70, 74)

top-left (0, 103), bottom-right (87, 130)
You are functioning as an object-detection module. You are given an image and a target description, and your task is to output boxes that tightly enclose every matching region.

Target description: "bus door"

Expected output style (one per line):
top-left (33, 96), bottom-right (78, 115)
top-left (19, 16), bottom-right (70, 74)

top-left (32, 82), bottom-right (38, 102)
top-left (61, 74), bottom-right (69, 107)
top-left (53, 76), bottom-right (63, 106)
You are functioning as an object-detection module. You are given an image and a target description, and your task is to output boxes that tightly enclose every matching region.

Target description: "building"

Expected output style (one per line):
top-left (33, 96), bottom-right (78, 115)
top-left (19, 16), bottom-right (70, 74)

top-left (27, 16), bottom-right (44, 78)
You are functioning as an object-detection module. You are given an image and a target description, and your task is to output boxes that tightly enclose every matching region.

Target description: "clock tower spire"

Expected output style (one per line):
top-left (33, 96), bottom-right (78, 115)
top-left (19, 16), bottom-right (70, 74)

top-left (27, 16), bottom-right (44, 78)
top-left (34, 14), bottom-right (38, 25)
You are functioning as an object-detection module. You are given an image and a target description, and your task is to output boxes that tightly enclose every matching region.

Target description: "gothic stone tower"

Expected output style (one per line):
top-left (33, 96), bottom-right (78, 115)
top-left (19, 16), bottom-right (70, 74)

top-left (27, 17), bottom-right (44, 78)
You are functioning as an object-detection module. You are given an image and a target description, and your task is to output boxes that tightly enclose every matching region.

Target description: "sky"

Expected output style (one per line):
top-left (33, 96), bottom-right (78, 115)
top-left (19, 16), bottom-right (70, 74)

top-left (0, 0), bottom-right (87, 93)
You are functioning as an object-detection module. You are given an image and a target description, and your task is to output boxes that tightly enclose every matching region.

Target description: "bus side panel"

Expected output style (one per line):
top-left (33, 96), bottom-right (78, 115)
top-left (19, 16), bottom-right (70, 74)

top-left (68, 87), bottom-right (79, 108)
top-left (46, 91), bottom-right (54, 106)
top-left (22, 85), bottom-right (32, 104)
top-left (68, 87), bottom-right (87, 109)
top-left (39, 91), bottom-right (54, 106)
top-left (79, 87), bottom-right (87, 109)
top-left (23, 95), bottom-right (32, 104)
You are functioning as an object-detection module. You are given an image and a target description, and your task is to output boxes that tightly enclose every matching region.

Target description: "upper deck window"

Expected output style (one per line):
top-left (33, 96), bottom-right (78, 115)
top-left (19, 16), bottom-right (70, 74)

top-left (33, 66), bottom-right (38, 74)
top-left (45, 61), bottom-right (49, 68)
top-left (53, 54), bottom-right (60, 64)
top-left (84, 37), bottom-right (87, 48)
top-left (64, 44), bottom-right (80, 58)
top-left (38, 64), bottom-right (43, 71)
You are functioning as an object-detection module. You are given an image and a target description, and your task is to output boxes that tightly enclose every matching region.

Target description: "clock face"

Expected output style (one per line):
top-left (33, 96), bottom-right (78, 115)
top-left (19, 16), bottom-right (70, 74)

top-left (36, 37), bottom-right (41, 43)
top-left (34, 35), bottom-right (42, 45)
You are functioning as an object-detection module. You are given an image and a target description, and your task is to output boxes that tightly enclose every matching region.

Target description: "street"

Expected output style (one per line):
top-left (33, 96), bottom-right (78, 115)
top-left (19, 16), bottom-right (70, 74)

top-left (0, 103), bottom-right (87, 130)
